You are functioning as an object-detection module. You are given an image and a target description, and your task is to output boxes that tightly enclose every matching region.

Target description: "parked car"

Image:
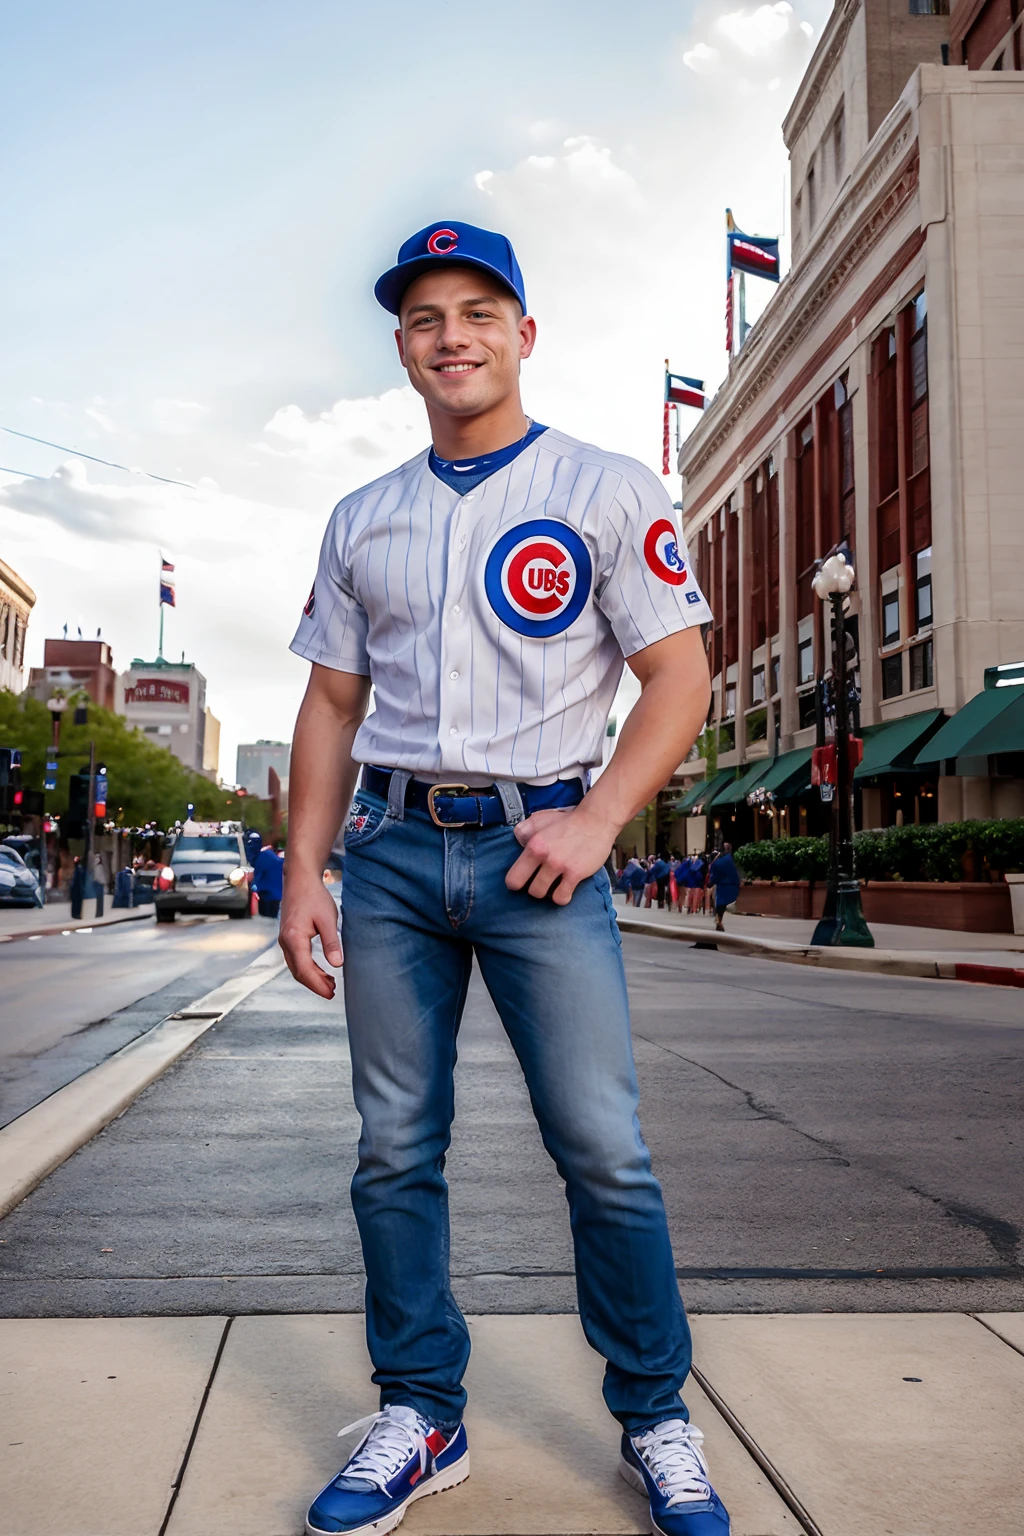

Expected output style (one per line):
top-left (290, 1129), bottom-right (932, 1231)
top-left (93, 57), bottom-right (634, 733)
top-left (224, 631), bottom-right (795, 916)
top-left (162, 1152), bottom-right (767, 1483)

top-left (153, 824), bottom-right (252, 923)
top-left (0, 844), bottom-right (44, 908)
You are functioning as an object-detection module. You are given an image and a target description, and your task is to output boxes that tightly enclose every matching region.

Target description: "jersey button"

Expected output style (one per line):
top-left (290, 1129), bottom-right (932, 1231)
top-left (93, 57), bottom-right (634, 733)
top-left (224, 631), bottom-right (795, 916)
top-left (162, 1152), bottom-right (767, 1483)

top-left (449, 670), bottom-right (459, 680)
top-left (452, 604), bottom-right (461, 615)
top-left (449, 726), bottom-right (458, 736)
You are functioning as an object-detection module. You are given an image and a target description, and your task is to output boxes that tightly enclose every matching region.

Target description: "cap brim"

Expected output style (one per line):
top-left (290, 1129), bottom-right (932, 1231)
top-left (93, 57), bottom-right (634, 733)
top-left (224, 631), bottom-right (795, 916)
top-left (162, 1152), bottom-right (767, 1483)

top-left (374, 254), bottom-right (523, 315)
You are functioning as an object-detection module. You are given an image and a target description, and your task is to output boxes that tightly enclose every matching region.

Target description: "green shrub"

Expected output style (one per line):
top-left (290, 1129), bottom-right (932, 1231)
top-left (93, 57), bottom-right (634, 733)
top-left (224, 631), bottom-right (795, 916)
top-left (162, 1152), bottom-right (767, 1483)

top-left (735, 836), bottom-right (828, 882)
top-left (735, 817), bottom-right (1024, 884)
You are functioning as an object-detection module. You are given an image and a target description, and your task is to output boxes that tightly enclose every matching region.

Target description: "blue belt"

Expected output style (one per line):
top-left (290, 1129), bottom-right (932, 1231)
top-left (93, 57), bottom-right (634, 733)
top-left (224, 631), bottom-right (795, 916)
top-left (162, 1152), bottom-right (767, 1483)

top-left (363, 766), bottom-right (585, 828)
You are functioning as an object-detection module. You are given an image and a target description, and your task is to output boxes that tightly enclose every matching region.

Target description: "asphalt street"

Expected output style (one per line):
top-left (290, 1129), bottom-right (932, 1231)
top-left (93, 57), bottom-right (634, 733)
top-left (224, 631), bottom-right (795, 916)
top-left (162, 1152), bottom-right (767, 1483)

top-left (1, 932), bottom-right (1021, 1319)
top-left (0, 915), bottom-right (278, 1129)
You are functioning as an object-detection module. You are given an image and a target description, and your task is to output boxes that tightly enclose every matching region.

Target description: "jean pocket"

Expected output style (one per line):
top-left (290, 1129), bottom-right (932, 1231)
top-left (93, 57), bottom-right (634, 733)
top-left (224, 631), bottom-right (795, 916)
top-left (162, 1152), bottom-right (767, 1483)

top-left (343, 790), bottom-right (392, 850)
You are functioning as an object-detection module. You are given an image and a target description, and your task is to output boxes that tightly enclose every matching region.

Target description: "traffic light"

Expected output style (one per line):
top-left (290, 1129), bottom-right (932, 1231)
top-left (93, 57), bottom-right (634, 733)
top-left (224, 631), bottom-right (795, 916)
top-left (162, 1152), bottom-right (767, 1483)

top-left (67, 772), bottom-right (91, 836)
top-left (0, 747), bottom-right (23, 816)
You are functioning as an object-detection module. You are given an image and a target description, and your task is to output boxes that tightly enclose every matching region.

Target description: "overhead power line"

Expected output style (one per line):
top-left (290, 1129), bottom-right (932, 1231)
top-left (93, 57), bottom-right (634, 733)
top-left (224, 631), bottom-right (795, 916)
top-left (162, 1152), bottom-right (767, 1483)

top-left (0, 425), bottom-right (194, 488)
top-left (0, 464), bottom-right (45, 479)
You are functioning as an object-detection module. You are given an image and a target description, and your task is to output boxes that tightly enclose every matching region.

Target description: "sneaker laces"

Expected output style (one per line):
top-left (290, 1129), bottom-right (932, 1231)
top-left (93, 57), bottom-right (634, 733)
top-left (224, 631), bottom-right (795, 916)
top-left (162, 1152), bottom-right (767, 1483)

top-left (334, 1405), bottom-right (434, 1494)
top-left (632, 1419), bottom-right (712, 1507)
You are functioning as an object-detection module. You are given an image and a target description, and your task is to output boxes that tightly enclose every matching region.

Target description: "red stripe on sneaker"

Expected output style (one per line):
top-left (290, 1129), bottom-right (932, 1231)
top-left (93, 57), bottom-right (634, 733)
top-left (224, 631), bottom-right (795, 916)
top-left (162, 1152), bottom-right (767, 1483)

top-left (425, 1430), bottom-right (448, 1456)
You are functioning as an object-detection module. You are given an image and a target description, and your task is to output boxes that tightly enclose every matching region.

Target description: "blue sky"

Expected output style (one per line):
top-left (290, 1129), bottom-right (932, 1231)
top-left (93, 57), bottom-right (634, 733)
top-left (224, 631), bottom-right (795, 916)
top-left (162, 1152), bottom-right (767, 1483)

top-left (1, 0), bottom-right (827, 774)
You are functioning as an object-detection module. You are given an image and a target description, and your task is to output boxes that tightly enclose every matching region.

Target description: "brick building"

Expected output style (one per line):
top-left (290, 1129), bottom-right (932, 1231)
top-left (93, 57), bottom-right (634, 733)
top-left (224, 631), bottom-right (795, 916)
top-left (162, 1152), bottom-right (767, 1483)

top-left (27, 638), bottom-right (118, 711)
top-left (675, 0), bottom-right (1024, 850)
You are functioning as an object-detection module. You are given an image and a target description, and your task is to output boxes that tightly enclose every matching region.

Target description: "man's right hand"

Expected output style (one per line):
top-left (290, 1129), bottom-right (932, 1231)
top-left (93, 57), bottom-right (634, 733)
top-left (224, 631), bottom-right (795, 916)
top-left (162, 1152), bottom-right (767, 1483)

top-left (279, 876), bottom-right (344, 999)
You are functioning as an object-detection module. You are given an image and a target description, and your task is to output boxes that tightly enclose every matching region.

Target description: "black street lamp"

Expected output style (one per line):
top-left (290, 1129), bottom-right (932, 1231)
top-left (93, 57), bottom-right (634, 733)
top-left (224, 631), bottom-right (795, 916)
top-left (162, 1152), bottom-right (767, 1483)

top-left (810, 545), bottom-right (874, 949)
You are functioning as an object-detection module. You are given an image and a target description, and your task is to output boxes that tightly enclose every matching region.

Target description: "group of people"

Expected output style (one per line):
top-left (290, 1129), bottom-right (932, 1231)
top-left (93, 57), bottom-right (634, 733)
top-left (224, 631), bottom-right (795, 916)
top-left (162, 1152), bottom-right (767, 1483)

top-left (616, 845), bottom-right (741, 932)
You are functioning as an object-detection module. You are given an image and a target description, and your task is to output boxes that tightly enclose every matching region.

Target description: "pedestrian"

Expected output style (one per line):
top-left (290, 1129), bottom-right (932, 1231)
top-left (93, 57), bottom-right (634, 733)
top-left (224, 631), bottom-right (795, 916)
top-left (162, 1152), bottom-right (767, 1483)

top-left (687, 854), bottom-right (706, 915)
top-left (708, 843), bottom-right (740, 932)
top-left (647, 852), bottom-right (670, 909)
top-left (627, 856), bottom-right (647, 907)
top-left (252, 839), bottom-right (285, 919)
top-left (280, 219), bottom-right (727, 1536)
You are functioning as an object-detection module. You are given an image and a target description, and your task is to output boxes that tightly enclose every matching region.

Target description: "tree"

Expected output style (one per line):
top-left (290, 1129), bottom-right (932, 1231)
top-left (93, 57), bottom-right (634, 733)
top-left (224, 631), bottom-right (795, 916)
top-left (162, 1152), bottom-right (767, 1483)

top-left (0, 689), bottom-right (271, 833)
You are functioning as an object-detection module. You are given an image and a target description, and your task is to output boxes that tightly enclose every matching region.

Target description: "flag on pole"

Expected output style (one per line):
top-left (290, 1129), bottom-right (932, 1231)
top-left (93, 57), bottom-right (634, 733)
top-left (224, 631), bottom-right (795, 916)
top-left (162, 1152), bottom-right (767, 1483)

top-left (666, 373), bottom-right (706, 410)
top-left (160, 556), bottom-right (176, 608)
top-left (726, 221), bottom-right (781, 283)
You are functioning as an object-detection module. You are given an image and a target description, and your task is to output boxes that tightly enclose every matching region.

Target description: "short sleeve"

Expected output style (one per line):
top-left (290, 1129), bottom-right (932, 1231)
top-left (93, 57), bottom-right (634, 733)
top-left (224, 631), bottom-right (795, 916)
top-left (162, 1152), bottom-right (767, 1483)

top-left (596, 462), bottom-right (713, 657)
top-left (289, 505), bottom-right (371, 674)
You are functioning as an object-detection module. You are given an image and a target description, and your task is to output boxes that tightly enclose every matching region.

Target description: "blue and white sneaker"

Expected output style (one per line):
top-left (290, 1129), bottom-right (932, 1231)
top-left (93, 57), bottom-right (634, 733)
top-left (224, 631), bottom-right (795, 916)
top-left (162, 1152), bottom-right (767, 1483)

top-left (620, 1418), bottom-right (730, 1535)
top-left (306, 1404), bottom-right (469, 1536)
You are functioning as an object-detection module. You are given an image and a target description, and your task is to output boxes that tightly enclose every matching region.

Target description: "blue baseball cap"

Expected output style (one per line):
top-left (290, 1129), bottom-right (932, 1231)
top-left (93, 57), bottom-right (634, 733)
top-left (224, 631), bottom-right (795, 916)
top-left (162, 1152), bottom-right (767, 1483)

top-left (374, 220), bottom-right (527, 316)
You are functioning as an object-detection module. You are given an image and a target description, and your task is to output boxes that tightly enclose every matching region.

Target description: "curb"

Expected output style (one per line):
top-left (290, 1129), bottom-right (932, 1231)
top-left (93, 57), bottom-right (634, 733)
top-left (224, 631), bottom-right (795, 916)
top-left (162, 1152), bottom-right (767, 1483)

top-left (615, 915), bottom-right (1024, 986)
top-left (0, 948), bottom-right (286, 1220)
top-left (0, 909), bottom-right (154, 944)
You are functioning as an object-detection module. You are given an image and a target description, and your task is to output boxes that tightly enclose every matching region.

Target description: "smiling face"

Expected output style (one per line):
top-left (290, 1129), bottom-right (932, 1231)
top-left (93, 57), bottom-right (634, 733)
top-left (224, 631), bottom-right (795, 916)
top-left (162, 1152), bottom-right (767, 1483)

top-left (396, 265), bottom-right (536, 423)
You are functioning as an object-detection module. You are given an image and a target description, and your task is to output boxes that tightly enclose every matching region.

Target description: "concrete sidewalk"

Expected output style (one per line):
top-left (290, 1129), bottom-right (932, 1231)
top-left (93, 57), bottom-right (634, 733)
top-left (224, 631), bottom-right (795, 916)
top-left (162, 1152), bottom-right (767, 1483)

top-left (0, 899), bottom-right (153, 942)
top-left (3, 1310), bottom-right (1023, 1535)
top-left (614, 895), bottom-right (1024, 983)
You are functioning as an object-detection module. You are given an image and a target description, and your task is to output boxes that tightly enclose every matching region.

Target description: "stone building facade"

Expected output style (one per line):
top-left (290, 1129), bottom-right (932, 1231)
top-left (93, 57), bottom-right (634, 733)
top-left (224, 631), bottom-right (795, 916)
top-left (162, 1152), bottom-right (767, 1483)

top-left (0, 557), bottom-right (35, 695)
top-left (677, 0), bottom-right (1024, 845)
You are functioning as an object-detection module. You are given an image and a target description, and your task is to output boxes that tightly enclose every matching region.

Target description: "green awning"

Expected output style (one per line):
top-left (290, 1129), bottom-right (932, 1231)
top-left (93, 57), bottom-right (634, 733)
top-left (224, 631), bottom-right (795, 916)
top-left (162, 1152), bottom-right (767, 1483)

top-left (684, 768), bottom-right (735, 813)
top-left (711, 757), bottom-right (773, 807)
top-left (915, 686), bottom-right (1024, 764)
top-left (754, 747), bottom-right (812, 801)
top-left (854, 708), bottom-right (944, 779)
top-left (670, 777), bottom-right (709, 814)
top-left (950, 691), bottom-right (1024, 758)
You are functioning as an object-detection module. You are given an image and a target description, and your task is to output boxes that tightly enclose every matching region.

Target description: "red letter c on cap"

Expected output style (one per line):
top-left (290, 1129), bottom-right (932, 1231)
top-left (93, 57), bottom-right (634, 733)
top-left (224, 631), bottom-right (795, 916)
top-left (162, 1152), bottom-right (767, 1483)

top-left (427, 228), bottom-right (459, 255)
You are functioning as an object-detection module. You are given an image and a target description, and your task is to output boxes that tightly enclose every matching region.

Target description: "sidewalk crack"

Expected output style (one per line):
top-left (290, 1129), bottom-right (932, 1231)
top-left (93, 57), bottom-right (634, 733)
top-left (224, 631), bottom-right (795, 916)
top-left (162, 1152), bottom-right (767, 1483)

top-left (690, 1362), bottom-right (824, 1536)
top-left (158, 1314), bottom-right (233, 1536)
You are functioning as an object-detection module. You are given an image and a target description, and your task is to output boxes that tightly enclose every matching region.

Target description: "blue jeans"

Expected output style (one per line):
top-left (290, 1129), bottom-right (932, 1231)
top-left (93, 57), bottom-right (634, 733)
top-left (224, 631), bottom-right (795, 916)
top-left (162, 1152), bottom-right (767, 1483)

top-left (340, 785), bottom-right (692, 1434)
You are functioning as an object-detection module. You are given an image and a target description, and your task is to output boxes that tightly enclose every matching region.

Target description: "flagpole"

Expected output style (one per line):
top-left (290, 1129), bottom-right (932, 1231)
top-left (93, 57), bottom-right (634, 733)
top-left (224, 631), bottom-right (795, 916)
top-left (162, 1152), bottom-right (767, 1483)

top-left (158, 551), bottom-right (164, 660)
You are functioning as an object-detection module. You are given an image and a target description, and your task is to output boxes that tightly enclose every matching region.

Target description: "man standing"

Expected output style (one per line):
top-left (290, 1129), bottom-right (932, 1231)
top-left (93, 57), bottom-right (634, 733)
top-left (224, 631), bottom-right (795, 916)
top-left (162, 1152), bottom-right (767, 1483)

top-left (281, 220), bottom-right (728, 1536)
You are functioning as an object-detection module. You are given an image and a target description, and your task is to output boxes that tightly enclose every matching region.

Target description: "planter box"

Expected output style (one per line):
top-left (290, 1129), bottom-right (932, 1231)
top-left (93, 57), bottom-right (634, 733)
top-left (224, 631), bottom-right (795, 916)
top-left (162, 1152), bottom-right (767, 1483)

top-left (736, 879), bottom-right (1013, 932)
top-left (859, 880), bottom-right (1013, 934)
top-left (735, 881), bottom-right (815, 919)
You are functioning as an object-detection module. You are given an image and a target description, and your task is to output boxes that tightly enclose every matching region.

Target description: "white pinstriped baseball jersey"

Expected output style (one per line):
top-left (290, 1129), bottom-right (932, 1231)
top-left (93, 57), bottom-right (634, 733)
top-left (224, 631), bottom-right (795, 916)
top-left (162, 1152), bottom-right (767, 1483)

top-left (290, 426), bottom-right (712, 785)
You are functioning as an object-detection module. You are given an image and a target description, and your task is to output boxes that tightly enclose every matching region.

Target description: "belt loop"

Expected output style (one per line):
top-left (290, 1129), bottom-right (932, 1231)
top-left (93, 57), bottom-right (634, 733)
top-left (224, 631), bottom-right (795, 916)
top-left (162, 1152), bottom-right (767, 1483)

top-left (494, 780), bottom-right (526, 826)
top-left (387, 769), bottom-right (412, 821)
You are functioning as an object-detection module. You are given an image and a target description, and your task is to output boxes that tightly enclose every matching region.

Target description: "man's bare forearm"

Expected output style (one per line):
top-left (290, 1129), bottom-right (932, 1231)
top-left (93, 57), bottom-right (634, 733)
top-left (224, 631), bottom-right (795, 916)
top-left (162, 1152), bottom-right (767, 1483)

top-left (287, 666), bottom-right (371, 883)
top-left (576, 628), bottom-right (711, 841)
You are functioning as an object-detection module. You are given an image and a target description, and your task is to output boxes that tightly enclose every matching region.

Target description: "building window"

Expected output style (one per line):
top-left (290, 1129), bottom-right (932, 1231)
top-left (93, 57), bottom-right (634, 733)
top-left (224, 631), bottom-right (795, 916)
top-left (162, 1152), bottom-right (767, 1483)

top-left (751, 665), bottom-right (766, 703)
top-left (807, 163), bottom-right (816, 228)
top-left (798, 636), bottom-right (815, 685)
top-left (770, 656), bottom-right (781, 696)
top-left (833, 105), bottom-right (845, 180)
top-left (915, 546), bottom-right (932, 631)
top-left (793, 194), bottom-right (803, 258)
top-left (724, 682), bottom-right (737, 720)
top-left (796, 417), bottom-right (816, 618)
top-left (908, 294), bottom-right (932, 558)
top-left (882, 652), bottom-right (904, 699)
top-left (910, 638), bottom-right (934, 691)
top-left (798, 689), bottom-right (818, 729)
top-left (882, 592), bottom-right (900, 647)
top-left (909, 0), bottom-right (948, 12)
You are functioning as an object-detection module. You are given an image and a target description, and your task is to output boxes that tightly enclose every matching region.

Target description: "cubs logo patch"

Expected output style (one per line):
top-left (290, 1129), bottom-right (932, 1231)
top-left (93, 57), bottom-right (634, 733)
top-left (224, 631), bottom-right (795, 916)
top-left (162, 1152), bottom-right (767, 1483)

top-left (426, 227), bottom-right (458, 254)
top-left (644, 519), bottom-right (689, 586)
top-left (304, 583), bottom-right (316, 617)
top-left (484, 519), bottom-right (592, 638)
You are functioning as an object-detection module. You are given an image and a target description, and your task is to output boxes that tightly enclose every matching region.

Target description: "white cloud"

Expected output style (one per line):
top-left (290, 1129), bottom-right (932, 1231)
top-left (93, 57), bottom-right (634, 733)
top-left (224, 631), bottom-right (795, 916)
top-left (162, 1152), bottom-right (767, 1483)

top-left (259, 386), bottom-right (427, 485)
top-left (718, 2), bottom-right (795, 54)
top-left (678, 0), bottom-right (815, 82)
top-left (683, 42), bottom-right (721, 72)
